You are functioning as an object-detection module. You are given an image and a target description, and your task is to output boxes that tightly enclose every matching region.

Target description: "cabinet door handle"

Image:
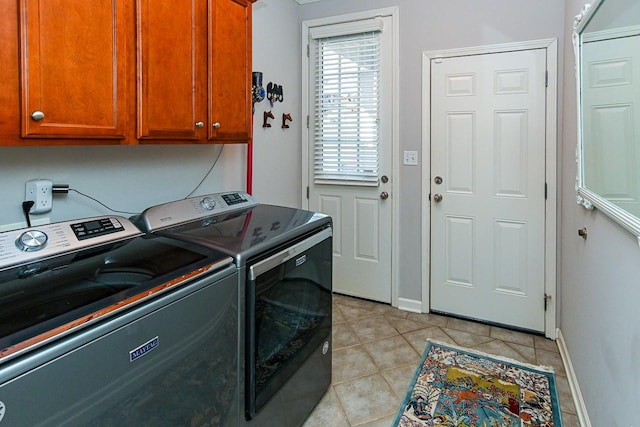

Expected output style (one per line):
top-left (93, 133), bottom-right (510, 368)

top-left (195, 121), bottom-right (204, 128)
top-left (212, 122), bottom-right (221, 129)
top-left (31, 111), bottom-right (45, 121)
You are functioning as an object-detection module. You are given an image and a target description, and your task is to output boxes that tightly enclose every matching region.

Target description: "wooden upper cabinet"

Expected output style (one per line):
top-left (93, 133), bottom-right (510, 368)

top-left (19, 0), bottom-right (127, 139)
top-left (5, 0), bottom-right (253, 145)
top-left (208, 0), bottom-right (252, 143)
top-left (138, 0), bottom-right (252, 144)
top-left (136, 0), bottom-right (208, 141)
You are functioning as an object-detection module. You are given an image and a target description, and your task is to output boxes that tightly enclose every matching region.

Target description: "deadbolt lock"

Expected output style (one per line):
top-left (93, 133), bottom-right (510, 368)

top-left (434, 176), bottom-right (443, 185)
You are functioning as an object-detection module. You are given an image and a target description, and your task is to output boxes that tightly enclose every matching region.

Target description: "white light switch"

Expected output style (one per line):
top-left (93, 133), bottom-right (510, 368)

top-left (403, 151), bottom-right (418, 166)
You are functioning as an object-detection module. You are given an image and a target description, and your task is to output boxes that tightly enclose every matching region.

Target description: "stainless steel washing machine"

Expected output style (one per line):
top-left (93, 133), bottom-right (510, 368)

top-left (0, 216), bottom-right (240, 426)
top-left (135, 192), bottom-right (333, 427)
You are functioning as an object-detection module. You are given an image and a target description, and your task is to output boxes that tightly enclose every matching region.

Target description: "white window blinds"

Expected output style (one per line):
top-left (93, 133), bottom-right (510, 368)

top-left (312, 27), bottom-right (382, 186)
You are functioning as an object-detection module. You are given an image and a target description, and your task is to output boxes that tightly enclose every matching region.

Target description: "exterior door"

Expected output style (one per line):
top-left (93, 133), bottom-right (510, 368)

top-left (307, 15), bottom-right (393, 303)
top-left (430, 48), bottom-right (547, 331)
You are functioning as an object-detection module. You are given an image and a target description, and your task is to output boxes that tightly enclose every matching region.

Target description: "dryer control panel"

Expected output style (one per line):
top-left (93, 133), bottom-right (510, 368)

top-left (0, 216), bottom-right (143, 271)
top-left (135, 191), bottom-right (259, 232)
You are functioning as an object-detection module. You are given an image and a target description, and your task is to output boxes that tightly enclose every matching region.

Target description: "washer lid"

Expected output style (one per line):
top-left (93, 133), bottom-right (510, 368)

top-left (157, 204), bottom-right (331, 262)
top-left (0, 234), bottom-right (232, 362)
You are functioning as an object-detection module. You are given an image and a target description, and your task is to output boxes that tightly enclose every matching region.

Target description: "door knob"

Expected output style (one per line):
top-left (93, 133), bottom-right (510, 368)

top-left (380, 191), bottom-right (389, 200)
top-left (212, 122), bottom-right (221, 129)
top-left (31, 111), bottom-right (45, 121)
top-left (195, 121), bottom-right (204, 128)
top-left (433, 193), bottom-right (443, 203)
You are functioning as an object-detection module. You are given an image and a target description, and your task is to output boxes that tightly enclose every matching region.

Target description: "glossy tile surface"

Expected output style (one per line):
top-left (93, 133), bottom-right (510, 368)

top-left (302, 294), bottom-right (577, 427)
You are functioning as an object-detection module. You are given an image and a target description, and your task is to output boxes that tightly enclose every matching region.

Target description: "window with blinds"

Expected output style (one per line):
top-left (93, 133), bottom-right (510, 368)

top-left (313, 30), bottom-right (381, 186)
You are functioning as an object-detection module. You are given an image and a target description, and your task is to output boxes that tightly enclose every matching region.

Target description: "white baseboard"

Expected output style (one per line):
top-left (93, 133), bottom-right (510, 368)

top-left (556, 328), bottom-right (591, 427)
top-left (397, 297), bottom-right (422, 313)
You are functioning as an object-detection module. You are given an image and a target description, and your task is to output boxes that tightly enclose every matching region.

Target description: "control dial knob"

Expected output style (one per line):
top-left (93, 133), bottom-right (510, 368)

top-left (16, 230), bottom-right (48, 252)
top-left (200, 197), bottom-right (216, 211)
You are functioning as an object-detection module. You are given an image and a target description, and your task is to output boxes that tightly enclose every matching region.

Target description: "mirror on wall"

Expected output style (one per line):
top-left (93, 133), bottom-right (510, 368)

top-left (574, 0), bottom-right (640, 241)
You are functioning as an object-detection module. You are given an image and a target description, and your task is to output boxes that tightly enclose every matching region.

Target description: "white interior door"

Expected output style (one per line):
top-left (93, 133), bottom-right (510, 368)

top-left (430, 48), bottom-right (547, 331)
top-left (306, 16), bottom-right (394, 303)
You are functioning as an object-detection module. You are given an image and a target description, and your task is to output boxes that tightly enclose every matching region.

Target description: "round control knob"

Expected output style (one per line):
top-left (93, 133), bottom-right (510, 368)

top-left (16, 230), bottom-right (48, 252)
top-left (200, 197), bottom-right (216, 210)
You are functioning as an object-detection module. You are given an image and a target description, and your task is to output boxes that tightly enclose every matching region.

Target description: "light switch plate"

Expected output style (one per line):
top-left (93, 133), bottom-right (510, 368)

top-left (403, 151), bottom-right (418, 166)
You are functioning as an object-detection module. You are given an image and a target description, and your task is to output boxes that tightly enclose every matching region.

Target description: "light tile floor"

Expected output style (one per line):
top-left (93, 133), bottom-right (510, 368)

top-left (303, 294), bottom-right (580, 427)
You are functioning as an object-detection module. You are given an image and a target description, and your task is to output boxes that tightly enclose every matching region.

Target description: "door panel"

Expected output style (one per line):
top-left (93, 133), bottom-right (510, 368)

top-left (20, 0), bottom-right (127, 138)
top-left (137, 0), bottom-right (207, 140)
top-left (445, 216), bottom-right (474, 287)
top-left (319, 196), bottom-right (342, 255)
top-left (209, 0), bottom-right (252, 142)
top-left (355, 198), bottom-right (379, 260)
top-left (431, 48), bottom-right (547, 331)
top-left (312, 187), bottom-right (391, 303)
top-left (446, 113), bottom-right (475, 194)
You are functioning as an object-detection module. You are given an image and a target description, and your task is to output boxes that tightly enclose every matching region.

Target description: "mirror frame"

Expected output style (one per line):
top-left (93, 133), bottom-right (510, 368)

top-left (573, 0), bottom-right (640, 244)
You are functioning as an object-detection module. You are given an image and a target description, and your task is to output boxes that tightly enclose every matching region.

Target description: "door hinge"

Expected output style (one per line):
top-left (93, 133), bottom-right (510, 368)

top-left (545, 183), bottom-right (548, 200)
top-left (545, 70), bottom-right (548, 88)
top-left (306, 186), bottom-right (309, 199)
top-left (544, 293), bottom-right (551, 311)
top-left (307, 44), bottom-right (309, 57)
top-left (306, 115), bottom-right (309, 128)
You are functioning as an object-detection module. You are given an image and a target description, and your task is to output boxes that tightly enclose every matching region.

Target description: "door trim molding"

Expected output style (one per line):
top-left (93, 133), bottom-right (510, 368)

top-left (420, 38), bottom-right (558, 338)
top-left (301, 7), bottom-right (400, 307)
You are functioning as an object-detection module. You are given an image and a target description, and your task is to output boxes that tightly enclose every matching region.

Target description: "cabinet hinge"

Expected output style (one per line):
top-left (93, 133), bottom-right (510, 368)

top-left (544, 293), bottom-right (551, 311)
top-left (306, 186), bottom-right (309, 199)
top-left (545, 183), bottom-right (548, 200)
top-left (306, 115), bottom-right (309, 128)
top-left (545, 70), bottom-right (548, 88)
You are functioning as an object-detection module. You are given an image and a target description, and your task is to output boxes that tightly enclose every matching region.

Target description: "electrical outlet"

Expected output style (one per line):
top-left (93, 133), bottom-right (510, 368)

top-left (25, 179), bottom-right (53, 214)
top-left (403, 151), bottom-right (418, 166)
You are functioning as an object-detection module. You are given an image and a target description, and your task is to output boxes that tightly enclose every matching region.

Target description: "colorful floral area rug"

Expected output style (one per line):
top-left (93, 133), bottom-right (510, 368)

top-left (393, 340), bottom-right (562, 426)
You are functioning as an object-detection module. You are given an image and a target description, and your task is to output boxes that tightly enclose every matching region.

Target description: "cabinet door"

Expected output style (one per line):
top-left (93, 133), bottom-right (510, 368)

top-left (137, 0), bottom-right (207, 140)
top-left (208, 0), bottom-right (252, 143)
top-left (20, 0), bottom-right (127, 139)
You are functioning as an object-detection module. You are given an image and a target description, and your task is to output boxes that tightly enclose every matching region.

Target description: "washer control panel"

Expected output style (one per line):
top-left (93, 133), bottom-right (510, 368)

top-left (0, 216), bottom-right (142, 271)
top-left (70, 217), bottom-right (124, 240)
top-left (135, 191), bottom-right (258, 232)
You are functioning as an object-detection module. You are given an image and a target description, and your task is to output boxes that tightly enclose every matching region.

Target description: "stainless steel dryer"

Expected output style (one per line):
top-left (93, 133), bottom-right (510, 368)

top-left (136, 192), bottom-right (333, 427)
top-left (0, 216), bottom-right (240, 426)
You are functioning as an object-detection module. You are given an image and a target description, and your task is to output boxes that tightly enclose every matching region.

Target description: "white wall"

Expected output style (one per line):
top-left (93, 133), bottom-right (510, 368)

top-left (251, 0), bottom-right (303, 208)
top-left (0, 145), bottom-right (246, 228)
top-left (561, 0), bottom-right (640, 423)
